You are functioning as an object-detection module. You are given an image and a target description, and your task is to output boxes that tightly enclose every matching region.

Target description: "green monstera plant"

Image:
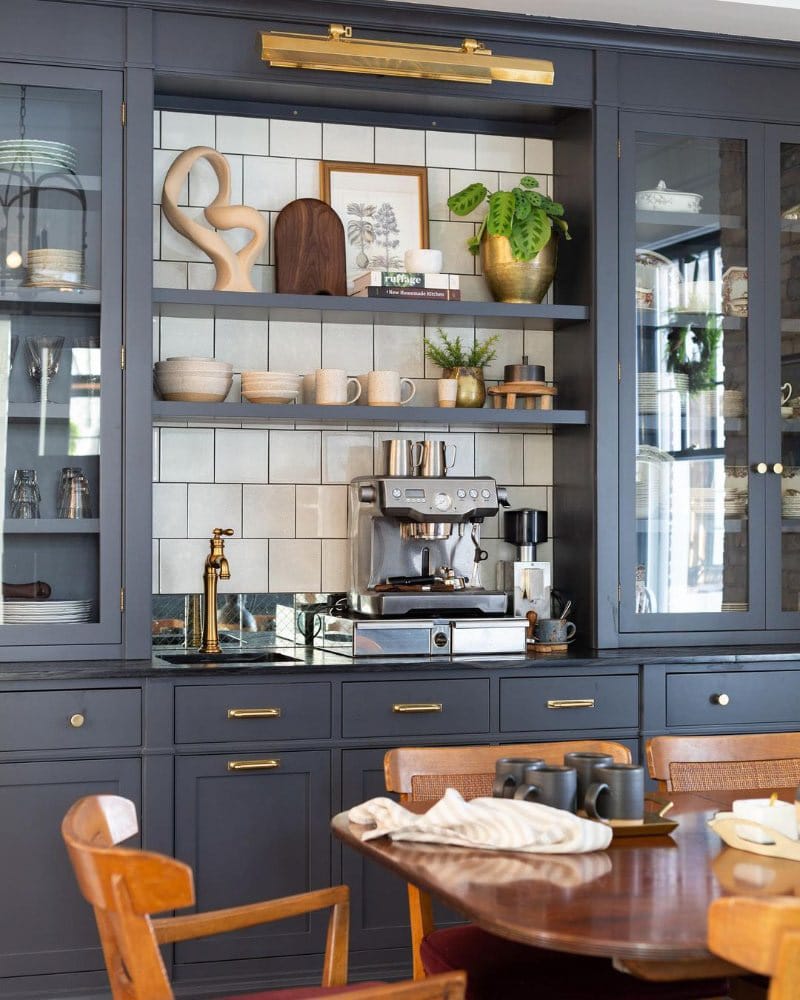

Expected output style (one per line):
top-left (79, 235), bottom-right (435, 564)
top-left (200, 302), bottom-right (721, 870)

top-left (447, 175), bottom-right (571, 260)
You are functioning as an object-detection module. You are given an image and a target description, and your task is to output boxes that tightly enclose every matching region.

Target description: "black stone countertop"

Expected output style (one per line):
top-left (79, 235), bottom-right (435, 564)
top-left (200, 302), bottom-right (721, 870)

top-left (0, 642), bottom-right (799, 681)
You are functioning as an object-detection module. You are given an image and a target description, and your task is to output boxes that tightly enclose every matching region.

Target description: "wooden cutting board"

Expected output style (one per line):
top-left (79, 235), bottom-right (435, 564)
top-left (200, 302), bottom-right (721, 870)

top-left (274, 198), bottom-right (347, 296)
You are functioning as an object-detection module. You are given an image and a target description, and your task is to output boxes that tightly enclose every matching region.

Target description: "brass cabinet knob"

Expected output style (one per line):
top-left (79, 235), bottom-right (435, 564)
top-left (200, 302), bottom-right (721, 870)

top-left (710, 693), bottom-right (730, 707)
top-left (753, 462), bottom-right (768, 475)
top-left (772, 462), bottom-right (784, 475)
top-left (69, 713), bottom-right (85, 728)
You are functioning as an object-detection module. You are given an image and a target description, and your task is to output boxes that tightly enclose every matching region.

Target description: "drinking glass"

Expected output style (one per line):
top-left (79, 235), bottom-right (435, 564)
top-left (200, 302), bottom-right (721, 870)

top-left (57, 467), bottom-right (91, 518)
top-left (9, 335), bottom-right (17, 371)
top-left (9, 468), bottom-right (41, 519)
top-left (24, 335), bottom-right (64, 401)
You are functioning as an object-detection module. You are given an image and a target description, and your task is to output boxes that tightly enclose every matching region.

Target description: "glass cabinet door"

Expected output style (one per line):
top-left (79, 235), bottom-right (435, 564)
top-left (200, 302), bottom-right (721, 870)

top-left (0, 66), bottom-right (121, 648)
top-left (619, 114), bottom-right (764, 632)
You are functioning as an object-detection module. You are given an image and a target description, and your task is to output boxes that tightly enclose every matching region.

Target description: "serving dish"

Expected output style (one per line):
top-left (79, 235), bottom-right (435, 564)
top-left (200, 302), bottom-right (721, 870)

top-left (635, 179), bottom-right (702, 214)
top-left (722, 266), bottom-right (748, 317)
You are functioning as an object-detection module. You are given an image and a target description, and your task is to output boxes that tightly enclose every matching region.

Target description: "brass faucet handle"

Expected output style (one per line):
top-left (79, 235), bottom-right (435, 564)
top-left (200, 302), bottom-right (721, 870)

top-left (212, 528), bottom-right (235, 539)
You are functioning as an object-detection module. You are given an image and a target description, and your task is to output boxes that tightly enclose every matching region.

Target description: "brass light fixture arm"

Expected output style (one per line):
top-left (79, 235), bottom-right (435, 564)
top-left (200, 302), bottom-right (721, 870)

top-left (260, 24), bottom-right (554, 87)
top-left (200, 528), bottom-right (234, 655)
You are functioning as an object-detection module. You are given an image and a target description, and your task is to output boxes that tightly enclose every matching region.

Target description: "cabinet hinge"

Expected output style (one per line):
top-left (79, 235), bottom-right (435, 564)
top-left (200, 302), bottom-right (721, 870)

top-left (120, 345), bottom-right (125, 371)
top-left (617, 138), bottom-right (621, 159)
top-left (617, 360), bottom-right (622, 383)
top-left (617, 583), bottom-right (622, 603)
top-left (120, 100), bottom-right (126, 127)
top-left (120, 588), bottom-right (125, 613)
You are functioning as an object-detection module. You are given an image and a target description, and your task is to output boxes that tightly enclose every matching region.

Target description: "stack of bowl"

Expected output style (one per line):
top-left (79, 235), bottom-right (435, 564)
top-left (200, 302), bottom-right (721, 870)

top-left (154, 357), bottom-right (233, 402)
top-left (241, 371), bottom-right (301, 404)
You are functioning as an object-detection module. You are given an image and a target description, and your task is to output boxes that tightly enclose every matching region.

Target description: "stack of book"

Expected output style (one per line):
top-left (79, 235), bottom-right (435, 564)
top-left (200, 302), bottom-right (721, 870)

top-left (350, 270), bottom-right (461, 301)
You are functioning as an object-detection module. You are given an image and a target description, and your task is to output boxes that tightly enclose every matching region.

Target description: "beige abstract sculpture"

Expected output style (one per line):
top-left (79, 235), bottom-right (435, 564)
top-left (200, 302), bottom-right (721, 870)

top-left (161, 146), bottom-right (268, 293)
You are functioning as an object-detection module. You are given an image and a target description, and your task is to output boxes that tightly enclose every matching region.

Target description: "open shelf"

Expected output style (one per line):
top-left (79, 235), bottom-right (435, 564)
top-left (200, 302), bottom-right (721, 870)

top-left (3, 518), bottom-right (99, 533)
top-left (7, 403), bottom-right (70, 421)
top-left (152, 400), bottom-right (589, 427)
top-left (637, 310), bottom-right (744, 329)
top-left (0, 287), bottom-right (99, 307)
top-left (636, 211), bottom-right (743, 251)
top-left (152, 288), bottom-right (590, 328)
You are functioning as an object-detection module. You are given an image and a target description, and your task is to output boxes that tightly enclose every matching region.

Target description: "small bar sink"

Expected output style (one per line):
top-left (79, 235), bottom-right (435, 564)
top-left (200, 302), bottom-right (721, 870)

top-left (157, 650), bottom-right (301, 665)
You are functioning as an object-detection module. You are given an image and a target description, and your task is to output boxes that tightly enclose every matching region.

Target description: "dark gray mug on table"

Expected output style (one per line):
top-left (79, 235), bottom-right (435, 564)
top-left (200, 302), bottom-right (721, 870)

top-left (584, 763), bottom-right (645, 824)
top-left (563, 751), bottom-right (615, 808)
top-left (493, 757), bottom-right (544, 798)
top-left (513, 764), bottom-right (577, 812)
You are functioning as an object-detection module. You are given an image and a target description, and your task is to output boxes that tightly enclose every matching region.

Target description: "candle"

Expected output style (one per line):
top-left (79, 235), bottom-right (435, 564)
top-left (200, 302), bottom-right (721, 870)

top-left (732, 798), bottom-right (799, 844)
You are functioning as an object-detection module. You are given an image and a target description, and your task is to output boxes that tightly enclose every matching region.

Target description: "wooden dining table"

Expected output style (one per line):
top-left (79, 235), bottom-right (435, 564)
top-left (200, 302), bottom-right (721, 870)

top-left (331, 787), bottom-right (800, 983)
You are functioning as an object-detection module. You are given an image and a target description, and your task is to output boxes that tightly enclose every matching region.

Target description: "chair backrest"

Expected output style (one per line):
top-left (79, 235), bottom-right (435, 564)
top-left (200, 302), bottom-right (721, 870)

top-left (708, 896), bottom-right (800, 1000)
top-left (62, 795), bottom-right (195, 1000)
top-left (385, 740), bottom-right (632, 801)
top-left (646, 733), bottom-right (800, 793)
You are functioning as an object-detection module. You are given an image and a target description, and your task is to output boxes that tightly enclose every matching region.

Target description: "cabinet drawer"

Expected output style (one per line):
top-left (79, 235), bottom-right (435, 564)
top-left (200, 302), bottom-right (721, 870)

top-left (500, 675), bottom-right (638, 732)
top-left (342, 679), bottom-right (489, 738)
top-left (0, 688), bottom-right (141, 752)
top-left (667, 670), bottom-right (800, 727)
top-left (174, 682), bottom-right (331, 743)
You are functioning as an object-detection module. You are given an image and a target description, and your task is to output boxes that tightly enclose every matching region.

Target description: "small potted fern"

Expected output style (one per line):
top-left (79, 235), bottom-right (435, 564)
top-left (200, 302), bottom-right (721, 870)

top-left (447, 175), bottom-right (570, 304)
top-left (424, 330), bottom-right (500, 407)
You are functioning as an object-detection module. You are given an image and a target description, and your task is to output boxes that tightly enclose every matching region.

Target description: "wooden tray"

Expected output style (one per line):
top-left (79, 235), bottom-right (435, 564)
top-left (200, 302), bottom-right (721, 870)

top-left (608, 813), bottom-right (679, 838)
top-left (708, 812), bottom-right (800, 861)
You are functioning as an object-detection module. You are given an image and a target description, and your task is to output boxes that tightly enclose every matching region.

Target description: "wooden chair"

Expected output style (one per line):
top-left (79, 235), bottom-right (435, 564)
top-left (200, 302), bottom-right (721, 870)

top-left (708, 896), bottom-right (800, 999)
top-left (384, 741), bottom-right (727, 1000)
top-left (646, 732), bottom-right (800, 793)
top-left (61, 794), bottom-right (466, 1000)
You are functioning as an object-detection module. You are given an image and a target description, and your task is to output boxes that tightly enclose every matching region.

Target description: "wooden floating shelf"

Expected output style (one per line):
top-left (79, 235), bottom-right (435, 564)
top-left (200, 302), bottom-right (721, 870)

top-left (152, 288), bottom-right (589, 328)
top-left (152, 400), bottom-right (589, 427)
top-left (4, 518), bottom-right (99, 534)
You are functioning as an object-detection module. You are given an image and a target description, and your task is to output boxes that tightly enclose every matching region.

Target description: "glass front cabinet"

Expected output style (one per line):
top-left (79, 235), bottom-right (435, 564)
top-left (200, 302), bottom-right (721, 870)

top-left (619, 113), bottom-right (771, 635)
top-left (0, 65), bottom-right (122, 652)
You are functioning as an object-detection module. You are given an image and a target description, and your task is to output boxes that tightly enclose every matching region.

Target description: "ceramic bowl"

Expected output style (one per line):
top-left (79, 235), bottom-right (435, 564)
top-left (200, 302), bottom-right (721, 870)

top-left (635, 180), bottom-right (702, 214)
top-left (155, 371), bottom-right (232, 402)
top-left (242, 387), bottom-right (299, 404)
top-left (158, 357), bottom-right (232, 372)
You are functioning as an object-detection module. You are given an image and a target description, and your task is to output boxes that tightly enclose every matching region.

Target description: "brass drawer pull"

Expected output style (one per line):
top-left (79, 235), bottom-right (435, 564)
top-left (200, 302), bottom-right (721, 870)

top-left (546, 698), bottom-right (596, 710)
top-left (227, 759), bottom-right (280, 772)
top-left (69, 713), bottom-right (85, 728)
top-left (227, 708), bottom-right (282, 720)
top-left (392, 703), bottom-right (443, 714)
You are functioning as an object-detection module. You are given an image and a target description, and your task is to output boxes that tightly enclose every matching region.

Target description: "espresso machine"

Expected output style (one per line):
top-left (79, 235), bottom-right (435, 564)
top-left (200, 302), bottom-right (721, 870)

top-left (316, 461), bottom-right (528, 656)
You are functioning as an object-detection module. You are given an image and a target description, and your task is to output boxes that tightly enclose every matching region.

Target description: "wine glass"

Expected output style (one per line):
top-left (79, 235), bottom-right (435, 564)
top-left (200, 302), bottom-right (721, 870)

top-left (24, 335), bottom-right (64, 401)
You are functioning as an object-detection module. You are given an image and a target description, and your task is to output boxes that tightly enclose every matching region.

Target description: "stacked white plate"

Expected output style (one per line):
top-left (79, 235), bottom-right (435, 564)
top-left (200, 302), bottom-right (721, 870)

top-left (722, 388), bottom-right (745, 418)
top-left (2, 599), bottom-right (94, 623)
top-left (241, 370), bottom-right (301, 404)
top-left (26, 248), bottom-right (84, 288)
top-left (154, 357), bottom-right (232, 402)
top-left (724, 489), bottom-right (748, 516)
top-left (690, 487), bottom-right (718, 514)
top-left (0, 139), bottom-right (77, 171)
top-left (637, 372), bottom-right (688, 414)
top-left (721, 602), bottom-right (748, 612)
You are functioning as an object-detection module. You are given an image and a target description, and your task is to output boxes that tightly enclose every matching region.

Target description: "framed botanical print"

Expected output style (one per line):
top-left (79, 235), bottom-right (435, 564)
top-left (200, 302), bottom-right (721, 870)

top-left (320, 161), bottom-right (429, 274)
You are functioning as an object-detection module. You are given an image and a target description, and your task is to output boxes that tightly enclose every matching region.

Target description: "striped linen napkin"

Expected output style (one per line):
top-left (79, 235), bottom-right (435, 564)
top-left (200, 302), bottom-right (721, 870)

top-left (349, 787), bottom-right (612, 854)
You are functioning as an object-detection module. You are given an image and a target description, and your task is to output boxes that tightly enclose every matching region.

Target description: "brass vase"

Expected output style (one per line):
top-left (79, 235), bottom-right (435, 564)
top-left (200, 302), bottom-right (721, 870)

top-left (443, 366), bottom-right (486, 407)
top-left (480, 232), bottom-right (558, 304)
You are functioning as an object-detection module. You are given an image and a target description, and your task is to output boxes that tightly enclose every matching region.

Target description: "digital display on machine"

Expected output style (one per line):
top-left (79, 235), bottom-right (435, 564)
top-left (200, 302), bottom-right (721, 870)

top-left (404, 489), bottom-right (426, 498)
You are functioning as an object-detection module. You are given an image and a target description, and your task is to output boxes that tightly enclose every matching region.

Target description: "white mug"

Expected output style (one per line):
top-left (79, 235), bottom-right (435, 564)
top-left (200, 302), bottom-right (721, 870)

top-left (315, 368), bottom-right (362, 405)
top-left (367, 370), bottom-right (416, 406)
top-left (437, 378), bottom-right (458, 408)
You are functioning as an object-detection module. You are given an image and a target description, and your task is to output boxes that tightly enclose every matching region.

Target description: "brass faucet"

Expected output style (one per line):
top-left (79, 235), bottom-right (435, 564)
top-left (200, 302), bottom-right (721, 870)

top-left (200, 528), bottom-right (234, 654)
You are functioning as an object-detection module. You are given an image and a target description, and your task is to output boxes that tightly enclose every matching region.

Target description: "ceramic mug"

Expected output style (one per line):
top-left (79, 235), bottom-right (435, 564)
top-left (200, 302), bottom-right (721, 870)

top-left (492, 757), bottom-right (544, 798)
top-left (782, 382), bottom-right (793, 405)
top-left (563, 752), bottom-right (615, 809)
top-left (437, 378), bottom-right (458, 408)
top-left (584, 764), bottom-right (645, 825)
top-left (302, 372), bottom-right (317, 404)
top-left (534, 618), bottom-right (576, 644)
top-left (513, 764), bottom-right (578, 812)
top-left (315, 369), bottom-right (361, 405)
top-left (367, 370), bottom-right (416, 406)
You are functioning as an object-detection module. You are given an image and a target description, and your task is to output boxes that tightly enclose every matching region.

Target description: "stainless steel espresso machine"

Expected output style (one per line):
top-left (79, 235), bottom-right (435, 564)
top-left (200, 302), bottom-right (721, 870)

top-left (316, 450), bottom-right (528, 656)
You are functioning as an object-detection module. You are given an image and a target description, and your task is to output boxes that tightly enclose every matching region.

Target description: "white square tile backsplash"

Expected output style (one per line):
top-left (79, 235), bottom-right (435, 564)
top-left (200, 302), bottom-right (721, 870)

top-left (153, 111), bottom-right (556, 594)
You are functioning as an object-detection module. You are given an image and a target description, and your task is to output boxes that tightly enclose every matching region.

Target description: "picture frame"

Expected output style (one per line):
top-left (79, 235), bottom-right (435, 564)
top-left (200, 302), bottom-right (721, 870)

top-left (320, 161), bottom-right (429, 275)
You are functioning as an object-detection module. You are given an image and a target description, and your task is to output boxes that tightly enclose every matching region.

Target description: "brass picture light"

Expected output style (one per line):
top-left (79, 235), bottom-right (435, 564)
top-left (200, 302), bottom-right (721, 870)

top-left (260, 24), bottom-right (554, 86)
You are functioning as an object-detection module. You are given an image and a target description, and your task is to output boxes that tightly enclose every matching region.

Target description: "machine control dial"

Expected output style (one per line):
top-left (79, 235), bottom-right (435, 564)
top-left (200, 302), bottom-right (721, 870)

top-left (433, 492), bottom-right (453, 512)
top-left (481, 489), bottom-right (491, 499)
top-left (469, 488), bottom-right (479, 499)
top-left (391, 487), bottom-right (403, 499)
top-left (457, 489), bottom-right (467, 499)
top-left (433, 630), bottom-right (449, 648)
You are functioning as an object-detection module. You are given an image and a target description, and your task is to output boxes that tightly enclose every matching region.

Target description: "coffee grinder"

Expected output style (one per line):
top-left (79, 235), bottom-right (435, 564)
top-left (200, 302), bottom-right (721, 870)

top-left (502, 508), bottom-right (551, 621)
